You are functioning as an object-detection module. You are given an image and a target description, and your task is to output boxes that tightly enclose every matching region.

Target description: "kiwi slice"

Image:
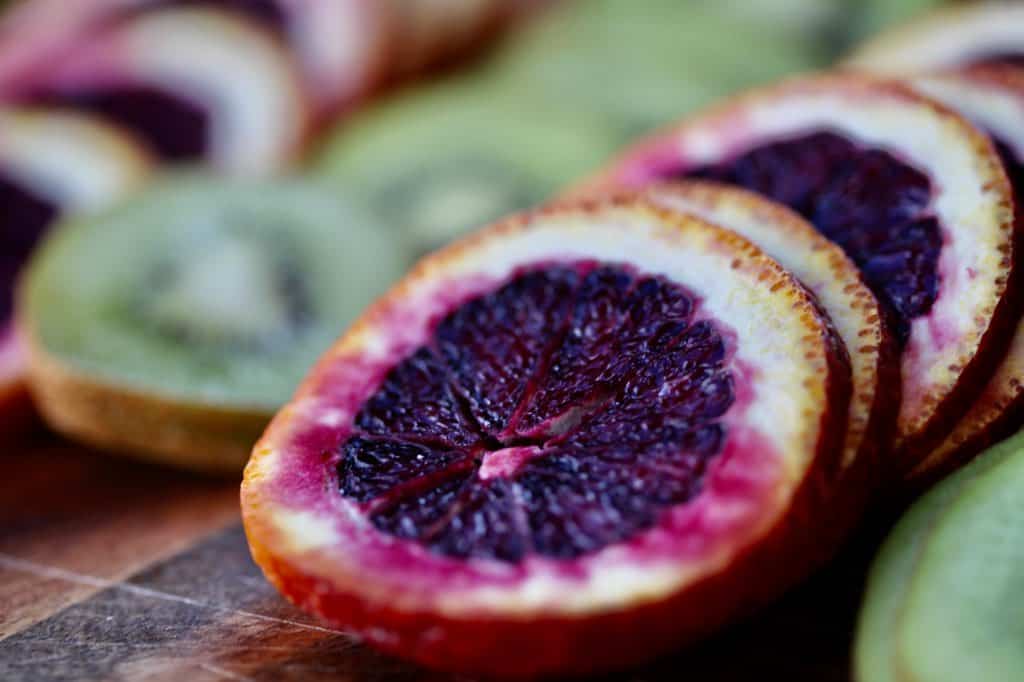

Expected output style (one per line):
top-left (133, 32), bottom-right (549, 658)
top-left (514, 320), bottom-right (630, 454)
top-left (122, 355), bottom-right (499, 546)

top-left (488, 0), bottom-right (825, 139)
top-left (316, 76), bottom-right (617, 258)
top-left (855, 428), bottom-right (1024, 682)
top-left (19, 174), bottom-right (411, 474)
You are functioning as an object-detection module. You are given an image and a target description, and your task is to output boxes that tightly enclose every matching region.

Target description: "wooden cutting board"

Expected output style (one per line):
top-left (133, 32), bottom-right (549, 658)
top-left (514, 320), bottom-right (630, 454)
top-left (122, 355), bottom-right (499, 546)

top-left (0, 432), bottom-right (876, 681)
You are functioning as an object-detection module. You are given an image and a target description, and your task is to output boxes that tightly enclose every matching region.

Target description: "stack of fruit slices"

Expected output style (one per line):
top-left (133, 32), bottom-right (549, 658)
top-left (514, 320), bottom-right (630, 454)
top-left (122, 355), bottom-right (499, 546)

top-left (239, 6), bottom-right (1024, 677)
top-left (7, 2), bottom-right (1024, 678)
top-left (242, 198), bottom-right (856, 677)
top-left (587, 73), bottom-right (1020, 486)
top-left (844, 1), bottom-right (1024, 488)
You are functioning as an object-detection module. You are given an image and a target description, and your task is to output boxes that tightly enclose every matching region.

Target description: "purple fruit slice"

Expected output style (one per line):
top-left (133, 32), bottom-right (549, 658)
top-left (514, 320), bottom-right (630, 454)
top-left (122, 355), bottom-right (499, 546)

top-left (639, 181), bottom-right (897, 531)
top-left (586, 74), bottom-right (1018, 476)
top-left (900, 67), bottom-right (1024, 485)
top-left (0, 107), bottom-right (152, 431)
top-left (2, 7), bottom-right (310, 174)
top-left (0, 0), bottom-right (387, 116)
top-left (844, 2), bottom-right (1024, 73)
top-left (242, 198), bottom-right (853, 678)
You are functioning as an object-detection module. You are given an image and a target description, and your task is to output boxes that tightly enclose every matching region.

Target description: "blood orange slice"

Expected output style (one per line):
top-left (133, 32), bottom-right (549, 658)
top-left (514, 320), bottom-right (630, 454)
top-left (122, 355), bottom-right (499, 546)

top-left (587, 74), bottom-right (1018, 475)
top-left (242, 198), bottom-right (852, 678)
top-left (639, 181), bottom-right (897, 527)
top-left (844, 2), bottom-right (1024, 73)
top-left (0, 0), bottom-right (387, 116)
top-left (901, 68), bottom-right (1024, 484)
top-left (3, 7), bottom-right (311, 175)
top-left (0, 107), bottom-right (152, 433)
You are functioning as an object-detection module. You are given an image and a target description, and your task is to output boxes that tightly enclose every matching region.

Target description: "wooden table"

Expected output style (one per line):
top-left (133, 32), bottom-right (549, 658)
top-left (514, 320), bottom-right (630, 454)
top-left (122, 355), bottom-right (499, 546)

top-left (1, 431), bottom-right (878, 681)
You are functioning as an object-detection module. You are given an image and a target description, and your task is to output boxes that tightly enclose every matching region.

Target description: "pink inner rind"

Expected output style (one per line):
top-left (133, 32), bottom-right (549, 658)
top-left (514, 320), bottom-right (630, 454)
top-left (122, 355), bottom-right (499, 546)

top-left (0, 322), bottom-right (24, 387)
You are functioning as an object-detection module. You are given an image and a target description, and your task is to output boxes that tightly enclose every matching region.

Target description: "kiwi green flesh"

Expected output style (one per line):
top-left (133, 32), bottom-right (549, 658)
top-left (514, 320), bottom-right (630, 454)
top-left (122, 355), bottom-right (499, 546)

top-left (855, 429), bottom-right (1024, 682)
top-left (22, 174), bottom-right (410, 411)
top-left (487, 0), bottom-right (823, 138)
top-left (899, 444), bottom-right (1024, 681)
top-left (316, 79), bottom-right (618, 258)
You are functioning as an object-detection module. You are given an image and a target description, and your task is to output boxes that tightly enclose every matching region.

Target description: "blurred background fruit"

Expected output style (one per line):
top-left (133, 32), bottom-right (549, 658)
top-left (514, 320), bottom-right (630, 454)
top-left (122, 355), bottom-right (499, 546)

top-left (0, 0), bottom-right (959, 460)
top-left (3, 7), bottom-right (312, 174)
top-left (8, 1), bottom-right (1024, 679)
top-left (486, 0), bottom-right (834, 140)
top-left (316, 75), bottom-right (618, 260)
top-left (0, 107), bottom-right (153, 436)
top-left (19, 174), bottom-right (410, 473)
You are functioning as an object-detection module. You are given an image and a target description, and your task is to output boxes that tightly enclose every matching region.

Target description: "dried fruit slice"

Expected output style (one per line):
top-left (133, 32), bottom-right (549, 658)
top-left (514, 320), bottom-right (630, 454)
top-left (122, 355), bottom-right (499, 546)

top-left (317, 78), bottom-right (617, 259)
top-left (588, 75), bottom-right (1018, 473)
top-left (19, 175), bottom-right (410, 474)
top-left (0, 107), bottom-right (153, 431)
top-left (0, 0), bottom-right (387, 115)
top-left (640, 181), bottom-right (897, 527)
top-left (901, 68), bottom-right (1024, 485)
top-left (844, 2), bottom-right (1024, 73)
top-left (241, 198), bottom-right (853, 678)
top-left (6, 7), bottom-right (310, 174)
top-left (855, 428), bottom-right (1024, 682)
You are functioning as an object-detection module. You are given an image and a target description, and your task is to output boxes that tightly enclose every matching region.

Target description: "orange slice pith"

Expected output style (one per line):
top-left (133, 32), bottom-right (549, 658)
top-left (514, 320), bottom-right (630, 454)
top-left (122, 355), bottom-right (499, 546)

top-left (242, 198), bottom-right (852, 678)
top-left (586, 74), bottom-right (1018, 476)
top-left (844, 2), bottom-right (1024, 74)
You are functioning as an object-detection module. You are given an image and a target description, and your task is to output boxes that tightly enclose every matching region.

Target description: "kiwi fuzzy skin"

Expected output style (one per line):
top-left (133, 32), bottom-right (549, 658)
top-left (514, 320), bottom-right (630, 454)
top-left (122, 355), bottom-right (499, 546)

top-left (22, 324), bottom-right (269, 475)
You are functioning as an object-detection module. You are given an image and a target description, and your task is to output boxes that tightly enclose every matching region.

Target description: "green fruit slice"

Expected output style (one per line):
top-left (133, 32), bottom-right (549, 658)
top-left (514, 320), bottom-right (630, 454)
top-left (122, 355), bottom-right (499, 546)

top-left (20, 173), bottom-right (411, 473)
top-left (489, 0), bottom-right (824, 138)
top-left (316, 77), bottom-right (617, 257)
top-left (855, 429), bottom-right (1024, 681)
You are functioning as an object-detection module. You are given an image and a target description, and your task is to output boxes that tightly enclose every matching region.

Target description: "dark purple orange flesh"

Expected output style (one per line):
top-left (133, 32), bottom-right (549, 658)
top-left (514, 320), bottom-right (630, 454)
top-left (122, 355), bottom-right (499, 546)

top-left (146, 0), bottom-right (287, 31)
top-left (680, 131), bottom-right (941, 346)
top-left (337, 262), bottom-right (736, 563)
top-left (29, 85), bottom-right (209, 161)
top-left (0, 172), bottom-right (58, 323)
top-left (967, 52), bottom-right (1024, 69)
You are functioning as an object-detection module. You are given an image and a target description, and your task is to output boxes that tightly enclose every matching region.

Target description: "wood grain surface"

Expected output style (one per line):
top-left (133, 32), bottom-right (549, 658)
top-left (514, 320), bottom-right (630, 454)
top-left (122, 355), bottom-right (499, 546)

top-left (0, 433), bottom-right (883, 681)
